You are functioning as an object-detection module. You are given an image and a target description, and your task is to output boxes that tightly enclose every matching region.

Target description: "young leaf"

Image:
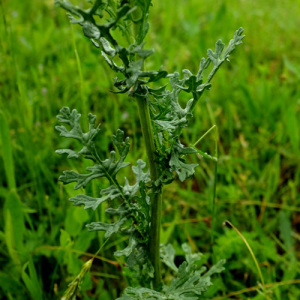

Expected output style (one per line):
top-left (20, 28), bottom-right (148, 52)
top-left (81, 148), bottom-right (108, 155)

top-left (114, 229), bottom-right (139, 257)
top-left (70, 185), bottom-right (121, 210)
top-left (223, 27), bottom-right (245, 60)
top-left (160, 244), bottom-right (178, 272)
top-left (55, 107), bottom-right (101, 157)
top-left (169, 142), bottom-right (198, 182)
top-left (87, 204), bottom-right (130, 238)
top-left (100, 37), bottom-right (116, 56)
top-left (123, 159), bottom-right (150, 197)
top-left (207, 40), bottom-right (225, 67)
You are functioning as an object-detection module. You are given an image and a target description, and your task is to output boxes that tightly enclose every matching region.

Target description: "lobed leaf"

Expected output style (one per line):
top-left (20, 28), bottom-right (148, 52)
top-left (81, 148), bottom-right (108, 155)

top-left (118, 244), bottom-right (226, 300)
top-left (163, 244), bottom-right (225, 299)
top-left (123, 159), bottom-right (150, 198)
top-left (58, 165), bottom-right (105, 189)
top-left (55, 149), bottom-right (80, 159)
top-left (100, 37), bottom-right (116, 56)
top-left (115, 229), bottom-right (139, 257)
top-left (169, 142), bottom-right (198, 182)
top-left (126, 246), bottom-right (154, 281)
top-left (160, 244), bottom-right (178, 272)
top-left (87, 216), bottom-right (129, 238)
top-left (70, 185), bottom-right (121, 210)
top-left (223, 27), bottom-right (245, 60)
top-left (207, 39), bottom-right (225, 67)
top-left (55, 107), bottom-right (101, 158)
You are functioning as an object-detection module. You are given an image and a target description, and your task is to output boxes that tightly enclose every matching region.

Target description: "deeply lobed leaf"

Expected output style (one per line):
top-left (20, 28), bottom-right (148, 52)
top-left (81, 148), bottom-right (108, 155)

top-left (56, 108), bottom-right (152, 274)
top-left (70, 185), bottom-right (121, 210)
top-left (118, 244), bottom-right (226, 300)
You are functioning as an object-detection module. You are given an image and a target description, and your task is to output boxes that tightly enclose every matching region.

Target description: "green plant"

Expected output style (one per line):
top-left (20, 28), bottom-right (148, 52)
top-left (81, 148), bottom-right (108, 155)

top-left (55, 0), bottom-right (244, 298)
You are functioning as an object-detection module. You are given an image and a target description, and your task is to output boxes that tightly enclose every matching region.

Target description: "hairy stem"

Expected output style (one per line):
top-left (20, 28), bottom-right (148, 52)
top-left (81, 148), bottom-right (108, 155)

top-left (136, 96), bottom-right (162, 290)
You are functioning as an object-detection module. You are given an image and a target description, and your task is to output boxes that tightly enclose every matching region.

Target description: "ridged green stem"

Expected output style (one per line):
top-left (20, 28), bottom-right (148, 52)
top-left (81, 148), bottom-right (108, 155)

top-left (136, 96), bottom-right (162, 290)
top-left (129, 0), bottom-right (161, 289)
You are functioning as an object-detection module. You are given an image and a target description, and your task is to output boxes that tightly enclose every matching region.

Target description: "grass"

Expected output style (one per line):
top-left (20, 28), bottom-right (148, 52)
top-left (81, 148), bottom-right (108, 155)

top-left (0, 0), bottom-right (300, 299)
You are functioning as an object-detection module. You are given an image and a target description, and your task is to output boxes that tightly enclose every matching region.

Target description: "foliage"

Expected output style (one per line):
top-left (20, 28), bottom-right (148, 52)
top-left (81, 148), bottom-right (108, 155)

top-left (1, 0), bottom-right (300, 299)
top-left (118, 244), bottom-right (225, 300)
top-left (54, 0), bottom-right (243, 298)
top-left (56, 106), bottom-right (153, 280)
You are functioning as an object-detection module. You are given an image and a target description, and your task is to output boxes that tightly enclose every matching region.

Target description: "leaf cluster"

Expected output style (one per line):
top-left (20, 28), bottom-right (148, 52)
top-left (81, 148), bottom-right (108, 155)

top-left (55, 0), bottom-right (244, 187)
top-left (55, 0), bottom-right (244, 296)
top-left (117, 244), bottom-right (225, 299)
top-left (56, 107), bottom-right (153, 279)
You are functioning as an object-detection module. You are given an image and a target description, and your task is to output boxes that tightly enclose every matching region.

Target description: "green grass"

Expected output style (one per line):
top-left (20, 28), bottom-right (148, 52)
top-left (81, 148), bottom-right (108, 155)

top-left (0, 0), bottom-right (300, 299)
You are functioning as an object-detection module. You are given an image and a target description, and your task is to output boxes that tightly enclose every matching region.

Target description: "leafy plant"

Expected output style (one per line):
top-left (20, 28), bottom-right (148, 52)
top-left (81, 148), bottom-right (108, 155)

top-left (55, 0), bottom-right (244, 298)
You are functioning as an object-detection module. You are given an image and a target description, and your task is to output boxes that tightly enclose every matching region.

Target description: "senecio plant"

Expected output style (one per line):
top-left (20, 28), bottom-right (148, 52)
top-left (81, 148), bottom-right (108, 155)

top-left (55, 0), bottom-right (244, 298)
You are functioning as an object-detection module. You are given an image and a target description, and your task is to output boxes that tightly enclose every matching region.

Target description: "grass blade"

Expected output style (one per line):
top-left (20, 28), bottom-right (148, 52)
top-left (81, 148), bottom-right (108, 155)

top-left (22, 258), bottom-right (43, 300)
top-left (0, 111), bottom-right (16, 190)
top-left (225, 220), bottom-right (268, 298)
top-left (4, 191), bottom-right (24, 268)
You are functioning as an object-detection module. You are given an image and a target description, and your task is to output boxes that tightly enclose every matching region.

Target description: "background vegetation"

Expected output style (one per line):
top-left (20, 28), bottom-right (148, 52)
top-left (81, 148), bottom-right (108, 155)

top-left (0, 0), bottom-right (299, 299)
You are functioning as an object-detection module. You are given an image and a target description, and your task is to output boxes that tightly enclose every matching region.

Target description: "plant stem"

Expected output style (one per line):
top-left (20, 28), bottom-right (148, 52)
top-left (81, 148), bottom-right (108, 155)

top-left (130, 0), bottom-right (162, 289)
top-left (136, 96), bottom-right (162, 290)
